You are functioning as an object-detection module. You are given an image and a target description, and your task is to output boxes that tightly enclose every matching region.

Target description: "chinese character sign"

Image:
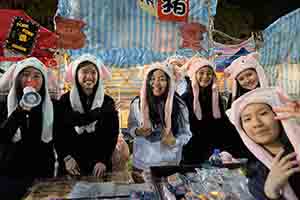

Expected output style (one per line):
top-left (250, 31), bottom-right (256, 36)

top-left (158, 0), bottom-right (189, 22)
top-left (5, 17), bottom-right (39, 55)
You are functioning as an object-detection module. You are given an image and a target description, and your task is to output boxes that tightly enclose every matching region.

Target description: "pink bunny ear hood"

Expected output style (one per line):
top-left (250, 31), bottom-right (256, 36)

top-left (226, 87), bottom-right (300, 200)
top-left (140, 62), bottom-right (176, 132)
top-left (224, 52), bottom-right (269, 101)
top-left (183, 56), bottom-right (221, 120)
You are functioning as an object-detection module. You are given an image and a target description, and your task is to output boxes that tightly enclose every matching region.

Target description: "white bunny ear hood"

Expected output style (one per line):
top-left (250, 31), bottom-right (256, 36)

top-left (68, 54), bottom-right (112, 114)
top-left (226, 87), bottom-right (300, 200)
top-left (0, 57), bottom-right (53, 143)
top-left (67, 54), bottom-right (112, 135)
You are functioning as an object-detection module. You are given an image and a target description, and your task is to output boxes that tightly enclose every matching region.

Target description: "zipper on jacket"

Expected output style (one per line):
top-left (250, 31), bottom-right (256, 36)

top-left (26, 114), bottom-right (29, 129)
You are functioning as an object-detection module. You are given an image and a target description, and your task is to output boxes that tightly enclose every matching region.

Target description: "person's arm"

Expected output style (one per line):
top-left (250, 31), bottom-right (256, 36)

top-left (127, 98), bottom-right (141, 138)
top-left (173, 102), bottom-right (192, 146)
top-left (264, 150), bottom-right (300, 200)
top-left (94, 97), bottom-right (119, 166)
top-left (52, 98), bottom-right (76, 161)
top-left (0, 102), bottom-right (28, 142)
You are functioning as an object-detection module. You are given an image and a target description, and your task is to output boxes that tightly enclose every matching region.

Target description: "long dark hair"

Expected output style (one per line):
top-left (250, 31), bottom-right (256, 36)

top-left (198, 81), bottom-right (213, 118)
top-left (145, 69), bottom-right (186, 133)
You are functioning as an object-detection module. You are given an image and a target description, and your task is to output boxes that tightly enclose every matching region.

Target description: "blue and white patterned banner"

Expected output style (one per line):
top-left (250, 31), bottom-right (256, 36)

top-left (56, 0), bottom-right (218, 67)
top-left (260, 8), bottom-right (300, 66)
top-left (259, 8), bottom-right (300, 92)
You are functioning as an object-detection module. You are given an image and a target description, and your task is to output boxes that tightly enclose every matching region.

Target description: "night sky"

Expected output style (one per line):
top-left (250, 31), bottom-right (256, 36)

top-left (224, 0), bottom-right (300, 29)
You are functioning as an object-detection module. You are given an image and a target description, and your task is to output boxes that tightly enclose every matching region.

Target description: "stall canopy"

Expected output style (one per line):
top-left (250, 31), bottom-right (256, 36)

top-left (56, 0), bottom-right (218, 67)
top-left (259, 8), bottom-right (300, 96)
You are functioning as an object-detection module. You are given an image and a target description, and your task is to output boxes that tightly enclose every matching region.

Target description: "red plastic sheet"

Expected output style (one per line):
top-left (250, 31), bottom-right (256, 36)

top-left (0, 9), bottom-right (58, 58)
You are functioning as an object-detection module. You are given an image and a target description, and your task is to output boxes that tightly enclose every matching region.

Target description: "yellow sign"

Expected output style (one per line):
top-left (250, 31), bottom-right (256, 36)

top-left (138, 0), bottom-right (157, 16)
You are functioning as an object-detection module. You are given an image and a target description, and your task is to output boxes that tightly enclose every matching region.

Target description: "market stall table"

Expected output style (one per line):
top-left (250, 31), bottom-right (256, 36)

top-left (23, 171), bottom-right (160, 200)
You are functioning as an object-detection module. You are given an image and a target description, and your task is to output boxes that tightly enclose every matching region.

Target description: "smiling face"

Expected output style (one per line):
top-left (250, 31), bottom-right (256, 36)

top-left (240, 103), bottom-right (281, 146)
top-left (77, 62), bottom-right (98, 93)
top-left (195, 66), bottom-right (214, 88)
top-left (150, 69), bottom-right (168, 97)
top-left (19, 67), bottom-right (43, 92)
top-left (236, 69), bottom-right (259, 90)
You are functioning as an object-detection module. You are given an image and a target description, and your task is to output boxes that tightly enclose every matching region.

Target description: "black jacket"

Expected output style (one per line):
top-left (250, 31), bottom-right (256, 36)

top-left (0, 95), bottom-right (56, 178)
top-left (247, 158), bottom-right (300, 200)
top-left (181, 89), bottom-right (252, 164)
top-left (54, 92), bottom-right (119, 176)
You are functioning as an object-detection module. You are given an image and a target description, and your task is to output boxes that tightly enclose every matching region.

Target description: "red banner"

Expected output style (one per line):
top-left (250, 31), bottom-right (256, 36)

top-left (55, 16), bottom-right (86, 49)
top-left (0, 9), bottom-right (58, 58)
top-left (180, 22), bottom-right (207, 51)
top-left (157, 0), bottom-right (189, 22)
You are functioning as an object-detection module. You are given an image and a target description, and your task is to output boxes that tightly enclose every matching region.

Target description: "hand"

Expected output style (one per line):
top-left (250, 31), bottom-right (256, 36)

top-left (135, 127), bottom-right (152, 137)
top-left (65, 156), bottom-right (80, 176)
top-left (219, 151), bottom-right (233, 163)
top-left (274, 91), bottom-right (300, 120)
top-left (264, 150), bottom-right (300, 199)
top-left (19, 102), bottom-right (31, 112)
top-left (161, 129), bottom-right (176, 146)
top-left (93, 162), bottom-right (106, 177)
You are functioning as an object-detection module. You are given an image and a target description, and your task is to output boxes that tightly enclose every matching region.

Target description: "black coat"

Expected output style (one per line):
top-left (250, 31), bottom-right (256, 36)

top-left (247, 157), bottom-right (300, 200)
top-left (181, 89), bottom-right (252, 164)
top-left (54, 92), bottom-right (119, 176)
top-left (0, 95), bottom-right (56, 178)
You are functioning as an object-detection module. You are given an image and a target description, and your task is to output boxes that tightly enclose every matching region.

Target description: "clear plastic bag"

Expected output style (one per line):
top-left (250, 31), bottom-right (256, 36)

top-left (183, 168), bottom-right (256, 200)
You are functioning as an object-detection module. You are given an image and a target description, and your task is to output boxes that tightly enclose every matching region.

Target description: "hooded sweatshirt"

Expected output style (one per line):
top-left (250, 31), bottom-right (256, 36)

top-left (128, 62), bottom-right (192, 170)
top-left (227, 88), bottom-right (300, 200)
top-left (0, 57), bottom-right (55, 178)
top-left (55, 54), bottom-right (119, 175)
top-left (181, 56), bottom-right (251, 164)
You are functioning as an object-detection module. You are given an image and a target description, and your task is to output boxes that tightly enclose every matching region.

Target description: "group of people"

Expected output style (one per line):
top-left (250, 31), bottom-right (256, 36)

top-left (0, 55), bottom-right (121, 199)
top-left (127, 52), bottom-right (300, 200)
top-left (0, 52), bottom-right (299, 199)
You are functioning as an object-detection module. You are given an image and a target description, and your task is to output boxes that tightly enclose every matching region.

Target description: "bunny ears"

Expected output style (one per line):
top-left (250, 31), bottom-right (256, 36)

top-left (224, 52), bottom-right (260, 79)
top-left (0, 57), bottom-right (47, 92)
top-left (182, 56), bottom-right (216, 78)
top-left (66, 54), bottom-right (112, 82)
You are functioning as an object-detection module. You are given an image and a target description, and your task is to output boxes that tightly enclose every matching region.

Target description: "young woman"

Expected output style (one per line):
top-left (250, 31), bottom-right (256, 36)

top-left (128, 62), bottom-right (192, 181)
top-left (55, 54), bottom-right (119, 177)
top-left (181, 56), bottom-right (250, 164)
top-left (0, 57), bottom-right (56, 199)
top-left (227, 88), bottom-right (300, 200)
top-left (224, 52), bottom-right (269, 109)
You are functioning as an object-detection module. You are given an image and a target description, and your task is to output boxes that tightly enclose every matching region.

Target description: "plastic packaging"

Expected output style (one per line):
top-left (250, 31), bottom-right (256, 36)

top-left (209, 149), bottom-right (223, 166)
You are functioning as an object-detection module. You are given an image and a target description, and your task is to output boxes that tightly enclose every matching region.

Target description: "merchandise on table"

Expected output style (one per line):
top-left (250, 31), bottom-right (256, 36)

top-left (152, 166), bottom-right (255, 200)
